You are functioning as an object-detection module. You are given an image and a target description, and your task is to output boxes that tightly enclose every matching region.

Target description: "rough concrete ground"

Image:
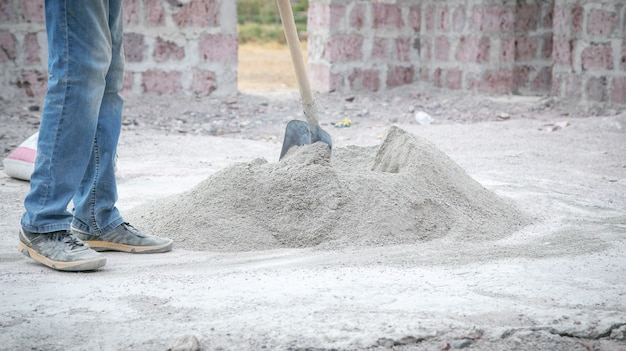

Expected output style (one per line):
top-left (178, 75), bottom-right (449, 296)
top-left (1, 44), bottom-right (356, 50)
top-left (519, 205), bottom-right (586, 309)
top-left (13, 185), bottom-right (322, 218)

top-left (0, 86), bottom-right (625, 350)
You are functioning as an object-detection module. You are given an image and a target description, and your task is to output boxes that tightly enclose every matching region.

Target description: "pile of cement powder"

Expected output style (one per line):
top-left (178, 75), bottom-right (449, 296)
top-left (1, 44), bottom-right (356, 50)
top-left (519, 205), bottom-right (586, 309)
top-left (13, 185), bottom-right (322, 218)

top-left (128, 126), bottom-right (528, 252)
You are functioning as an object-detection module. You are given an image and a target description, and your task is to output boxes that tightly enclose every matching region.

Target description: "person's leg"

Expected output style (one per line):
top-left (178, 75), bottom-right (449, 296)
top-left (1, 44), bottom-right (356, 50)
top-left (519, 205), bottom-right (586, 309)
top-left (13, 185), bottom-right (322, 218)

top-left (68, 0), bottom-right (173, 254)
top-left (71, 0), bottom-right (125, 235)
top-left (18, 0), bottom-right (112, 271)
top-left (21, 0), bottom-right (114, 234)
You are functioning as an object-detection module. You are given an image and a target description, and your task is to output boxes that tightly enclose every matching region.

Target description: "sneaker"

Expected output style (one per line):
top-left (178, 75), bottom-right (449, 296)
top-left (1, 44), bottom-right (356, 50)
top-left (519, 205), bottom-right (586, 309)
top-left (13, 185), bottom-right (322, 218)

top-left (18, 229), bottom-right (107, 271)
top-left (72, 222), bottom-right (173, 254)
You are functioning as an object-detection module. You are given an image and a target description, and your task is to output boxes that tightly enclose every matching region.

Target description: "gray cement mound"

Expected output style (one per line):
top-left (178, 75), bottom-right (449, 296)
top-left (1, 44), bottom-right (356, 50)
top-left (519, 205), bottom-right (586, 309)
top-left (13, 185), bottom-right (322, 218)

top-left (129, 126), bottom-right (528, 251)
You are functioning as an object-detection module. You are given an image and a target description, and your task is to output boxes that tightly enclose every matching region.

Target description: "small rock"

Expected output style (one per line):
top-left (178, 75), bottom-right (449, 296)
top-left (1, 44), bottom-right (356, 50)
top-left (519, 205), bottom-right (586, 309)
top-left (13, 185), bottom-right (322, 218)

top-left (345, 95), bottom-right (355, 102)
top-left (415, 111), bottom-right (433, 125)
top-left (450, 338), bottom-right (473, 349)
top-left (168, 334), bottom-right (200, 351)
top-left (497, 112), bottom-right (511, 120)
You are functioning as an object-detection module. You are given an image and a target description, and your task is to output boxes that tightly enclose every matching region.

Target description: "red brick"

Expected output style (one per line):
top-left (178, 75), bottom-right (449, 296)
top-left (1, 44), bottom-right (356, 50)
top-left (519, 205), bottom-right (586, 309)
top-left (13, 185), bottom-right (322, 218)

top-left (513, 65), bottom-right (532, 90)
top-left (386, 66), bottom-right (414, 87)
top-left (500, 37), bottom-right (516, 63)
top-left (542, 4), bottom-right (553, 29)
top-left (612, 77), bottom-right (626, 104)
top-left (586, 76), bottom-right (608, 102)
top-left (199, 34), bottom-right (237, 63)
top-left (372, 37), bottom-right (387, 60)
top-left (553, 38), bottom-right (573, 66)
top-left (456, 36), bottom-right (489, 63)
top-left (146, 0), bottom-right (165, 26)
top-left (192, 69), bottom-right (217, 97)
top-left (350, 4), bottom-right (365, 30)
top-left (433, 68), bottom-right (442, 88)
top-left (373, 3), bottom-right (403, 29)
top-left (437, 6), bottom-right (450, 31)
top-left (435, 36), bottom-right (450, 61)
top-left (121, 71), bottom-right (134, 95)
top-left (174, 0), bottom-right (219, 28)
top-left (565, 73), bottom-right (582, 100)
top-left (17, 70), bottom-right (47, 97)
top-left (588, 9), bottom-right (617, 36)
top-left (478, 69), bottom-right (514, 94)
top-left (409, 6), bottom-right (421, 31)
top-left (472, 6), bottom-right (515, 32)
top-left (553, 6), bottom-right (568, 35)
top-left (123, 33), bottom-right (146, 63)
top-left (0, 30), bottom-right (16, 62)
top-left (396, 37), bottom-right (410, 62)
top-left (362, 70), bottom-right (380, 91)
top-left (22, 0), bottom-right (43, 23)
top-left (446, 69), bottom-right (463, 90)
top-left (348, 69), bottom-right (380, 92)
top-left (515, 4), bottom-right (539, 32)
top-left (532, 66), bottom-right (552, 91)
top-left (141, 70), bottom-right (182, 95)
top-left (515, 36), bottom-right (536, 61)
top-left (582, 43), bottom-right (613, 70)
top-left (154, 37), bottom-right (185, 62)
top-left (452, 6), bottom-right (466, 32)
top-left (24, 33), bottom-right (40, 64)
top-left (541, 34), bottom-right (553, 59)
top-left (425, 5), bottom-right (435, 31)
top-left (308, 4), bottom-right (345, 30)
top-left (0, 0), bottom-right (13, 21)
top-left (123, 0), bottom-right (140, 25)
top-left (325, 35), bottom-right (363, 62)
top-left (572, 5), bottom-right (583, 34)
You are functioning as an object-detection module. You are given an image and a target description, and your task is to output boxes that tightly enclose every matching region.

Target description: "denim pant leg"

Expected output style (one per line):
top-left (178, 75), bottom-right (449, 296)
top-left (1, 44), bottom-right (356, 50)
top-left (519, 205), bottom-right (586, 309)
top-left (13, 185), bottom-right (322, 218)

top-left (72, 0), bottom-right (126, 235)
top-left (21, 0), bottom-right (124, 234)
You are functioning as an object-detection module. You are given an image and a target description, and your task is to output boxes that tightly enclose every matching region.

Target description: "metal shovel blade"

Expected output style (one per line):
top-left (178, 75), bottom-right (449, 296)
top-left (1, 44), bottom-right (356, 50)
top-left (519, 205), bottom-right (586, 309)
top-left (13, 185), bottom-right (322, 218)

top-left (279, 120), bottom-right (333, 160)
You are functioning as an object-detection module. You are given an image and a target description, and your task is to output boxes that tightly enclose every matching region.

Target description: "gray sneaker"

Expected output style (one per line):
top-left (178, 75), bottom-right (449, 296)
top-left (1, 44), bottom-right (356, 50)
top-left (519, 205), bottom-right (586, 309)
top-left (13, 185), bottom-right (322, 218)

top-left (19, 229), bottom-right (107, 271)
top-left (72, 222), bottom-right (173, 254)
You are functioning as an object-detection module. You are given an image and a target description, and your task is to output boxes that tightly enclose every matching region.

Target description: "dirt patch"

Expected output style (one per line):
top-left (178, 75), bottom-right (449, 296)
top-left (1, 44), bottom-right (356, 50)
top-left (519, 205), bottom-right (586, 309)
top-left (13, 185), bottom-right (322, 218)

top-left (129, 126), bottom-right (527, 251)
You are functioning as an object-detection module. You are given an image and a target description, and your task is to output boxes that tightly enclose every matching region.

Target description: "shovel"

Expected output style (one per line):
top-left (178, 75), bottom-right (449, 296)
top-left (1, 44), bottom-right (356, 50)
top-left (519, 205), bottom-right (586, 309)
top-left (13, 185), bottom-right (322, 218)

top-left (277, 0), bottom-right (332, 160)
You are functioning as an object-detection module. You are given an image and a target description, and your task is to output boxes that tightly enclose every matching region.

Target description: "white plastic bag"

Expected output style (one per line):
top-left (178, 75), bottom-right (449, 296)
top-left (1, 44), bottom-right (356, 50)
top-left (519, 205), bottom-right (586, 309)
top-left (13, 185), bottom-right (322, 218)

top-left (3, 132), bottom-right (38, 181)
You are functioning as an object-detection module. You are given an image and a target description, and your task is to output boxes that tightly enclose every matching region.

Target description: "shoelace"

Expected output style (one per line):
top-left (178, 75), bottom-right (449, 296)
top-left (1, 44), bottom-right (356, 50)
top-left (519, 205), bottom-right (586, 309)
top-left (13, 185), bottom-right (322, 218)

top-left (51, 231), bottom-right (85, 250)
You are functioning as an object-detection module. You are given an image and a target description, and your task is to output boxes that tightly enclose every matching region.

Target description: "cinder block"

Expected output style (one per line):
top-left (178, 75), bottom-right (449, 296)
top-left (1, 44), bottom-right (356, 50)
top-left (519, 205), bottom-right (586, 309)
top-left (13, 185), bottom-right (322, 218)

top-left (552, 37), bottom-right (573, 65)
top-left (612, 76), bottom-right (626, 104)
top-left (446, 69), bottom-right (463, 90)
top-left (24, 33), bottom-right (40, 64)
top-left (472, 6), bottom-right (515, 32)
top-left (141, 70), bottom-right (182, 95)
top-left (456, 36), bottom-right (490, 63)
top-left (124, 0), bottom-right (141, 26)
top-left (154, 37), bottom-right (185, 62)
top-left (22, 0), bottom-right (44, 23)
top-left (451, 6), bottom-right (466, 32)
top-left (123, 33), bottom-right (146, 63)
top-left (325, 35), bottom-right (363, 62)
top-left (173, 0), bottom-right (220, 28)
top-left (582, 43), bottom-right (613, 70)
top-left (515, 36), bottom-right (537, 61)
top-left (586, 76), bottom-right (608, 102)
top-left (199, 34), bottom-right (237, 63)
top-left (435, 36), bottom-right (450, 61)
top-left (515, 4), bottom-right (539, 32)
top-left (396, 37), bottom-right (410, 62)
top-left (0, 30), bottom-right (16, 62)
top-left (146, 0), bottom-right (165, 26)
top-left (409, 6), bottom-right (421, 31)
top-left (588, 9), bottom-right (617, 37)
top-left (386, 66), bottom-right (414, 87)
top-left (192, 69), bottom-right (217, 97)
top-left (17, 70), bottom-right (47, 97)
top-left (373, 3), bottom-right (403, 29)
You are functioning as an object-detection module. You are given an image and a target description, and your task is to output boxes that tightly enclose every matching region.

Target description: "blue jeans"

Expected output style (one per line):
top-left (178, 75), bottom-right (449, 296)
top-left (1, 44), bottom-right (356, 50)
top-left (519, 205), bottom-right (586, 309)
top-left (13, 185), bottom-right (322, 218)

top-left (21, 0), bottom-right (125, 235)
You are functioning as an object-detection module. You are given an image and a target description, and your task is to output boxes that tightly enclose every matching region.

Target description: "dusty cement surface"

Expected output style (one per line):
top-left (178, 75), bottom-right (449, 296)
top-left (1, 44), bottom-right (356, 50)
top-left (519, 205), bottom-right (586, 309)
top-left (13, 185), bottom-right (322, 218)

top-left (1, 86), bottom-right (625, 350)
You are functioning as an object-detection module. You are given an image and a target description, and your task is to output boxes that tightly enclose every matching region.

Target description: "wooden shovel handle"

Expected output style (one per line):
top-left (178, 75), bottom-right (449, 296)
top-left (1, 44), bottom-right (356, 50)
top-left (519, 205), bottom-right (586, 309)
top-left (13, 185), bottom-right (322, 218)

top-left (276, 0), bottom-right (319, 125)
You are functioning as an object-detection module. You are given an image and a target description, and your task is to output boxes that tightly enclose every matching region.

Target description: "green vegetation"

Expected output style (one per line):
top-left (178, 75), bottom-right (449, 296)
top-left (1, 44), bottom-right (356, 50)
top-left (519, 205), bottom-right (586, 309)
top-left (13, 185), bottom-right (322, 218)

top-left (237, 0), bottom-right (308, 43)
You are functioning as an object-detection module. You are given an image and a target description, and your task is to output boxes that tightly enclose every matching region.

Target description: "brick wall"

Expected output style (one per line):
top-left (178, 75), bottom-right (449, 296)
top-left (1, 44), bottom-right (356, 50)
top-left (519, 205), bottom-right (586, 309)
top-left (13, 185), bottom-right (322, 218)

top-left (308, 0), bottom-right (626, 107)
top-left (0, 0), bottom-right (237, 99)
top-left (551, 0), bottom-right (626, 105)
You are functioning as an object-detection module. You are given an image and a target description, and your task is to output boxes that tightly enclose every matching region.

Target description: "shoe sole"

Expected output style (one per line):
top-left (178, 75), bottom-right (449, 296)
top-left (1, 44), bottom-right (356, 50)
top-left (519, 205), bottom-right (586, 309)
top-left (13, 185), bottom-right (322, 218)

top-left (81, 240), bottom-right (173, 254)
top-left (18, 241), bottom-right (107, 272)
